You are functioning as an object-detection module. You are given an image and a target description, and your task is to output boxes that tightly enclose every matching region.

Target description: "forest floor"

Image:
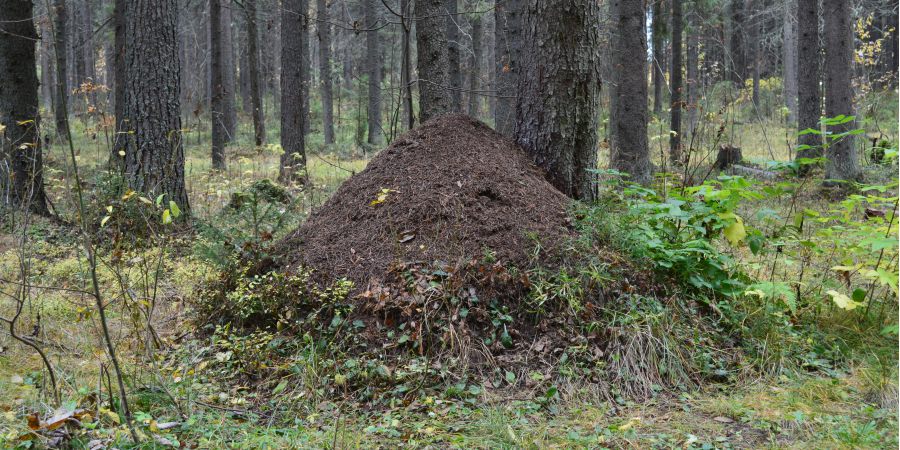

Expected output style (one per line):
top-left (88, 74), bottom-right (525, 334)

top-left (1, 98), bottom-right (898, 448)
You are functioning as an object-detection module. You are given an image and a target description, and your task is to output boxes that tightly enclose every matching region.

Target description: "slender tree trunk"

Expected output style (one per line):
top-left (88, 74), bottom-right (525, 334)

top-left (1, 0), bottom-right (50, 214)
top-left (669, 0), bottom-right (683, 165)
top-left (467, 14), bottom-right (482, 118)
top-left (446, 0), bottom-right (462, 111)
top-left (651, 0), bottom-right (666, 115)
top-left (685, 4), bottom-right (699, 138)
top-left (53, 0), bottom-right (70, 141)
top-left (400, 0), bottom-right (415, 129)
top-left (123, 0), bottom-right (189, 210)
top-left (245, 0), bottom-right (265, 146)
top-left (40, 21), bottom-right (54, 112)
top-left (222, 3), bottom-right (237, 142)
top-left (728, 0), bottom-right (746, 83)
top-left (493, 0), bottom-right (523, 136)
top-left (317, 0), bottom-right (334, 144)
top-left (796, 0), bottom-right (821, 166)
top-left (416, 0), bottom-right (451, 122)
top-left (210, 0), bottom-right (227, 170)
top-left (365, 0), bottom-right (383, 144)
top-left (749, 0), bottom-right (760, 109)
top-left (610, 0), bottom-right (651, 184)
top-left (111, 0), bottom-right (125, 166)
top-left (782, 0), bottom-right (798, 124)
top-left (515, 0), bottom-right (601, 201)
top-left (280, 0), bottom-right (309, 182)
top-left (822, 0), bottom-right (859, 183)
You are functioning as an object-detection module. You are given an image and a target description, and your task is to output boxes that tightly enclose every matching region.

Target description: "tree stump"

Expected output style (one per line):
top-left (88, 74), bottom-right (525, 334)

top-left (714, 144), bottom-right (743, 170)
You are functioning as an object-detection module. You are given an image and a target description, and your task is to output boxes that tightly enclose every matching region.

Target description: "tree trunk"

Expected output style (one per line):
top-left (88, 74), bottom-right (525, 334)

top-left (728, 0), bottom-right (746, 83)
top-left (123, 0), bottom-right (189, 211)
top-left (685, 4), bottom-right (699, 138)
top-left (749, 0), bottom-right (760, 109)
top-left (317, 0), bottom-right (334, 144)
top-left (1, 0), bottom-right (50, 214)
top-left (467, 14), bottom-right (482, 118)
top-left (210, 0), bottom-right (227, 170)
top-left (280, 0), bottom-right (309, 182)
top-left (796, 0), bottom-right (821, 166)
top-left (822, 0), bottom-right (859, 183)
top-left (782, 0), bottom-right (798, 124)
top-left (365, 0), bottom-right (383, 144)
top-left (416, 0), bottom-right (451, 122)
top-left (651, 0), bottom-right (666, 115)
top-left (400, 0), bottom-right (415, 130)
top-left (515, 0), bottom-right (601, 201)
top-left (53, 0), bottom-right (70, 141)
top-left (446, 0), bottom-right (462, 111)
top-left (40, 21), bottom-right (54, 113)
top-left (247, 0), bottom-right (266, 146)
top-left (610, 0), bottom-right (651, 184)
top-left (111, 0), bottom-right (125, 166)
top-left (493, 0), bottom-right (523, 136)
top-left (222, 3), bottom-right (237, 142)
top-left (669, 0), bottom-right (683, 165)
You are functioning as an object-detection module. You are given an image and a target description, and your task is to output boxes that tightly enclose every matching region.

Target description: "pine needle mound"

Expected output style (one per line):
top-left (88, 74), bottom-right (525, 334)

top-left (277, 114), bottom-right (575, 290)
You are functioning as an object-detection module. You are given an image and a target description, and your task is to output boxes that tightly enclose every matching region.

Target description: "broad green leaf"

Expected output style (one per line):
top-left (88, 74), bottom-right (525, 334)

top-left (169, 200), bottom-right (182, 218)
top-left (161, 209), bottom-right (172, 225)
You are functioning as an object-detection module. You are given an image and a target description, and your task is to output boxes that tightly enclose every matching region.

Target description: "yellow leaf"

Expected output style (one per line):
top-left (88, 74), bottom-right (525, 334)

top-left (826, 290), bottom-right (863, 311)
top-left (161, 209), bottom-right (172, 225)
top-left (101, 216), bottom-right (111, 227)
top-left (719, 212), bottom-right (746, 246)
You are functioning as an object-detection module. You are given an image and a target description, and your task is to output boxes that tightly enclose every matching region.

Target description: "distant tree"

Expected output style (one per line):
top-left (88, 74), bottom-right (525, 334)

top-left (280, 0), bottom-right (309, 182)
top-left (823, 0), bottom-right (860, 183)
top-left (416, 0), bottom-right (451, 122)
top-left (111, 0), bottom-right (125, 166)
top-left (795, 0), bottom-right (821, 169)
top-left (365, 0), bottom-right (383, 144)
top-left (494, 0), bottom-right (523, 136)
top-left (52, 0), bottom-right (70, 141)
top-left (669, 0), bottom-right (684, 165)
top-left (685, 2), bottom-right (700, 138)
top-left (317, 0), bottom-right (334, 144)
top-left (467, 13), bottom-right (483, 119)
top-left (246, 0), bottom-right (266, 146)
top-left (782, 0), bottom-right (798, 124)
top-left (609, 0), bottom-right (651, 184)
top-left (221, 4), bottom-right (237, 142)
top-left (123, 0), bottom-right (189, 211)
top-left (446, 0), bottom-right (462, 111)
top-left (651, 0), bottom-right (667, 115)
top-left (515, 0), bottom-right (600, 201)
top-left (0, 0), bottom-right (50, 214)
top-left (728, 0), bottom-right (747, 83)
top-left (400, 0), bottom-right (415, 129)
top-left (210, 0), bottom-right (228, 170)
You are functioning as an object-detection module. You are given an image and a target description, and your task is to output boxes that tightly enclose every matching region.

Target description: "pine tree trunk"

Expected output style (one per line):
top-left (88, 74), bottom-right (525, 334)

top-left (1, 0), bottom-right (50, 214)
top-left (669, 0), bottom-right (683, 165)
top-left (222, 3), bottom-right (237, 142)
top-left (210, 0), bottom-right (227, 170)
top-left (493, 0), bottom-right (523, 136)
top-left (467, 14), bottom-right (482, 118)
top-left (728, 0), bottom-right (746, 83)
top-left (515, 0), bottom-right (601, 201)
top-left (53, 0), bottom-right (70, 140)
top-left (111, 0), bottom-right (125, 165)
top-left (365, 0), bottom-right (383, 144)
top-left (280, 0), bottom-right (309, 182)
top-left (247, 0), bottom-right (266, 146)
top-left (796, 0), bottom-right (821, 166)
top-left (822, 0), bottom-right (859, 183)
top-left (685, 4), bottom-right (699, 138)
top-left (123, 0), bottom-right (189, 211)
top-left (651, 0), bottom-right (666, 115)
top-left (400, 0), bottom-right (415, 130)
top-left (749, 0), bottom-right (760, 109)
top-left (610, 0), bottom-right (651, 184)
top-left (416, 0), bottom-right (451, 122)
top-left (317, 0), bottom-right (334, 144)
top-left (782, 0), bottom-right (798, 124)
top-left (446, 0), bottom-right (462, 111)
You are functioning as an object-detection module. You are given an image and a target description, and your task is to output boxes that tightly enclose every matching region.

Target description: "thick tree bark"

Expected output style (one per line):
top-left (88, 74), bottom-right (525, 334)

top-left (446, 0), bottom-right (462, 111)
top-left (515, 0), bottom-right (600, 201)
top-left (280, 0), bottom-right (309, 182)
top-left (400, 0), bottom-right (415, 129)
top-left (317, 0), bottom-right (334, 144)
top-left (822, 0), bottom-right (859, 183)
top-left (467, 14), bottom-right (482, 118)
top-left (112, 0), bottom-right (125, 166)
top-left (651, 0), bottom-right (666, 115)
top-left (246, 0), bottom-right (265, 146)
top-left (493, 0), bottom-right (523, 136)
top-left (210, 0), bottom-right (227, 170)
top-left (365, 0), bottom-right (383, 144)
top-left (669, 0), bottom-right (683, 165)
top-left (53, 0), bottom-right (70, 140)
top-left (416, 0), bottom-right (451, 122)
top-left (782, 0), bottom-right (798, 124)
top-left (796, 0), bottom-right (821, 165)
top-left (610, 0), bottom-right (651, 184)
top-left (123, 0), bottom-right (189, 211)
top-left (1, 0), bottom-right (50, 214)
